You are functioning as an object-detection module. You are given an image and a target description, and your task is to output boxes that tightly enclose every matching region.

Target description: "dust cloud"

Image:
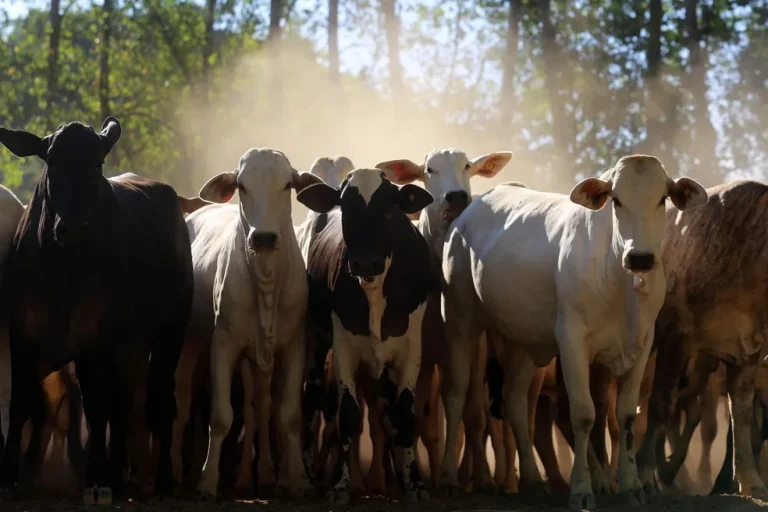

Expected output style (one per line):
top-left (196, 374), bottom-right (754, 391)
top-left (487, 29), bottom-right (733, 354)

top-left (175, 38), bottom-right (553, 225)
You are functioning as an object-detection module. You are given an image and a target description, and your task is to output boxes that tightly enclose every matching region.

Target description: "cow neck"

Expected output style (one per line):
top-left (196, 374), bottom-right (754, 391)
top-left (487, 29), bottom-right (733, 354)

top-left (418, 202), bottom-right (448, 265)
top-left (358, 255), bottom-right (392, 341)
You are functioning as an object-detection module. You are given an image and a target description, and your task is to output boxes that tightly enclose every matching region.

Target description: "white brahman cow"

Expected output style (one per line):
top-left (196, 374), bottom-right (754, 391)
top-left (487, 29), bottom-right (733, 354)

top-left (439, 155), bottom-right (706, 510)
top-left (187, 148), bottom-right (322, 498)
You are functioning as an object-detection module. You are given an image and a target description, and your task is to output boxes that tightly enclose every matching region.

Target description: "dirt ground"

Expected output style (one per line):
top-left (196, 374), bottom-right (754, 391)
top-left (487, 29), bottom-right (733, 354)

top-left (5, 492), bottom-right (768, 512)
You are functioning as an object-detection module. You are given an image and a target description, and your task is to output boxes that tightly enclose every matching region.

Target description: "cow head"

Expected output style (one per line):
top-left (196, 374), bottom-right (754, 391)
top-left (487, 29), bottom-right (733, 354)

top-left (198, 148), bottom-right (323, 254)
top-left (570, 155), bottom-right (707, 277)
top-left (296, 168), bottom-right (433, 279)
top-left (377, 149), bottom-right (513, 225)
top-left (309, 156), bottom-right (354, 189)
top-left (0, 117), bottom-right (121, 246)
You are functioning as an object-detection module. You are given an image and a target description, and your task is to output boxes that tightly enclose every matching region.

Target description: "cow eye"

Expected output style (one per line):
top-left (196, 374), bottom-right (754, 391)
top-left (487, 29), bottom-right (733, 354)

top-left (237, 183), bottom-right (246, 195)
top-left (464, 163), bottom-right (471, 171)
top-left (612, 198), bottom-right (622, 208)
top-left (426, 167), bottom-right (434, 175)
top-left (658, 196), bottom-right (667, 207)
top-left (284, 182), bottom-right (292, 190)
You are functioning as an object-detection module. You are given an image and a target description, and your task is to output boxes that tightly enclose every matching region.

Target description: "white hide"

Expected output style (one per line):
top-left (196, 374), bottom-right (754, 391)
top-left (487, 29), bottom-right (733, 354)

top-left (0, 185), bottom-right (26, 439)
top-left (440, 156), bottom-right (706, 509)
top-left (191, 148), bottom-right (313, 496)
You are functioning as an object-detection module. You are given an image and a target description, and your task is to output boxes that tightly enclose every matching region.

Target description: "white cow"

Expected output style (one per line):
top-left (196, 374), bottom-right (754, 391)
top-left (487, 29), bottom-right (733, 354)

top-left (440, 155), bottom-right (707, 510)
top-left (0, 185), bottom-right (25, 442)
top-left (188, 148), bottom-right (322, 497)
top-left (376, 148), bottom-right (513, 490)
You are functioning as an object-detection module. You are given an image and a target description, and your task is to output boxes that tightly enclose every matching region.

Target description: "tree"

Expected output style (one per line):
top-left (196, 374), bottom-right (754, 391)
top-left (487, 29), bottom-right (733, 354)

top-left (328, 0), bottom-right (339, 85)
top-left (45, 0), bottom-right (62, 131)
top-left (99, 0), bottom-right (117, 167)
top-left (500, 0), bottom-right (522, 125)
top-left (380, 0), bottom-right (402, 104)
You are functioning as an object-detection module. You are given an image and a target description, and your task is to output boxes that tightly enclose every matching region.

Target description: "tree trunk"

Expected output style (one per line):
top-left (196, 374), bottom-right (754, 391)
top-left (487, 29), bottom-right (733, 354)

top-left (641, 0), bottom-right (665, 159)
top-left (328, 0), bottom-right (339, 84)
top-left (380, 0), bottom-right (402, 104)
top-left (45, 0), bottom-right (62, 131)
top-left (501, 0), bottom-right (522, 126)
top-left (268, 0), bottom-right (283, 115)
top-left (685, 0), bottom-right (719, 186)
top-left (540, 0), bottom-right (569, 186)
top-left (99, 0), bottom-right (118, 169)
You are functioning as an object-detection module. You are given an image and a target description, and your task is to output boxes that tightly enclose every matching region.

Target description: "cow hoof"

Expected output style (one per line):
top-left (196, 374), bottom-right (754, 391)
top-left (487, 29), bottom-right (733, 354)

top-left (289, 480), bottom-right (315, 498)
top-left (327, 487), bottom-right (350, 506)
top-left (619, 487), bottom-right (646, 507)
top-left (522, 480), bottom-right (550, 497)
top-left (197, 490), bottom-right (216, 502)
top-left (97, 487), bottom-right (113, 505)
top-left (748, 485), bottom-right (768, 500)
top-left (83, 487), bottom-right (97, 505)
top-left (439, 483), bottom-right (463, 497)
top-left (406, 489), bottom-right (430, 503)
top-left (473, 480), bottom-right (498, 494)
top-left (569, 492), bottom-right (595, 511)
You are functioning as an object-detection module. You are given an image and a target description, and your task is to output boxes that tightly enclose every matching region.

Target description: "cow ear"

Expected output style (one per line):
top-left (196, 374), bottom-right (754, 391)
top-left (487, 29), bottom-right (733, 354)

top-left (296, 182), bottom-right (340, 213)
top-left (570, 177), bottom-right (611, 210)
top-left (667, 177), bottom-right (707, 211)
top-left (199, 171), bottom-right (238, 203)
top-left (397, 184), bottom-right (433, 214)
top-left (376, 159), bottom-right (424, 185)
top-left (0, 128), bottom-right (50, 161)
top-left (99, 116), bottom-right (122, 158)
top-left (469, 151), bottom-right (514, 178)
top-left (292, 169), bottom-right (326, 193)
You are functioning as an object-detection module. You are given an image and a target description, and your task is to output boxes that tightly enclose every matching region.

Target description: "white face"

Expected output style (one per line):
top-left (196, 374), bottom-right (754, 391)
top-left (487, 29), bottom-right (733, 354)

top-left (608, 157), bottom-right (671, 272)
top-left (422, 149), bottom-right (473, 222)
top-left (570, 155), bottom-right (707, 275)
top-left (236, 148), bottom-right (295, 251)
top-left (309, 156), bottom-right (354, 189)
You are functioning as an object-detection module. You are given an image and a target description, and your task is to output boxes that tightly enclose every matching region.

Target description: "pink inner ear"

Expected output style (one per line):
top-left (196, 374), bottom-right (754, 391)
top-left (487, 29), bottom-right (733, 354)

top-left (220, 188), bottom-right (235, 203)
top-left (392, 162), bottom-right (413, 180)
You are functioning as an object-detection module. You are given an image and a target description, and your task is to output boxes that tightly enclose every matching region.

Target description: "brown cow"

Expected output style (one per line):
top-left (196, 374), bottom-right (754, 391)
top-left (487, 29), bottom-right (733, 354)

top-left (636, 180), bottom-right (768, 500)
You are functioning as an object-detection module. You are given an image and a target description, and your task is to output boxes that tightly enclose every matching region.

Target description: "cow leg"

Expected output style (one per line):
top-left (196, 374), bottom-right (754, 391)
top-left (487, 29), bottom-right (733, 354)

top-left (534, 394), bottom-right (569, 494)
top-left (326, 322), bottom-right (362, 506)
top-left (636, 336), bottom-right (687, 494)
top-left (414, 362), bottom-right (441, 490)
top-left (66, 379), bottom-right (86, 490)
top-left (607, 379), bottom-right (620, 487)
top-left (235, 362), bottom-right (255, 491)
top-left (438, 290), bottom-right (481, 492)
top-left (614, 336), bottom-right (654, 508)
top-left (107, 346), bottom-right (137, 501)
top-left (465, 332), bottom-right (494, 493)
top-left (172, 340), bottom-right (203, 489)
top-left (302, 327), bottom-right (331, 483)
top-left (555, 320), bottom-right (596, 512)
top-left (589, 364), bottom-right (614, 495)
top-left (385, 343), bottom-right (429, 503)
top-left (725, 362), bottom-right (768, 498)
top-left (77, 355), bottom-right (112, 505)
top-left (197, 329), bottom-right (241, 498)
top-left (275, 334), bottom-right (312, 495)
top-left (366, 391), bottom-right (389, 494)
top-left (659, 398), bottom-right (701, 487)
top-left (252, 366), bottom-right (276, 493)
top-left (499, 342), bottom-right (545, 495)
top-left (489, 415), bottom-right (506, 488)
top-left (698, 374), bottom-right (720, 483)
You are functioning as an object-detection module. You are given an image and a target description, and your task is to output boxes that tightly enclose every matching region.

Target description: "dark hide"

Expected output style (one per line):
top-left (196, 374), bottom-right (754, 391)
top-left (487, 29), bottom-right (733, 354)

top-left (0, 118), bottom-right (193, 500)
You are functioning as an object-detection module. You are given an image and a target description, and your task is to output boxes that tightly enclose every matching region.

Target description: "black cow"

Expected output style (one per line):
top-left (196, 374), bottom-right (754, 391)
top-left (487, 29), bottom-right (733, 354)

top-left (0, 117), bottom-right (193, 504)
top-left (297, 168), bottom-right (436, 504)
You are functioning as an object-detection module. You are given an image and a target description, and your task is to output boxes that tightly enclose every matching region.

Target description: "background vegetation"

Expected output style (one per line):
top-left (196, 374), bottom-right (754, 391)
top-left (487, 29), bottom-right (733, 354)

top-left (1, 0), bottom-right (766, 217)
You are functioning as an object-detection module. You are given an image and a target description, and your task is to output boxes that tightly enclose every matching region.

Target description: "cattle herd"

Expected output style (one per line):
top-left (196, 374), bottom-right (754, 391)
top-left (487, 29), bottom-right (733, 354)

top-left (0, 117), bottom-right (767, 512)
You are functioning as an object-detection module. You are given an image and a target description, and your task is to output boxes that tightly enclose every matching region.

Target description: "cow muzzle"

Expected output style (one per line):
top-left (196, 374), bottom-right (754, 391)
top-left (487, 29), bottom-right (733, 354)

top-left (348, 256), bottom-right (385, 281)
top-left (623, 252), bottom-right (656, 273)
top-left (441, 190), bottom-right (470, 225)
top-left (53, 218), bottom-right (88, 247)
top-left (247, 231), bottom-right (278, 252)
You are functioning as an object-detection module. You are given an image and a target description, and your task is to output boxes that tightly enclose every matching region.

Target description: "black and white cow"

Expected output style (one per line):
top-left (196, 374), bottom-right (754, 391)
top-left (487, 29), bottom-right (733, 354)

top-left (297, 169), bottom-right (437, 504)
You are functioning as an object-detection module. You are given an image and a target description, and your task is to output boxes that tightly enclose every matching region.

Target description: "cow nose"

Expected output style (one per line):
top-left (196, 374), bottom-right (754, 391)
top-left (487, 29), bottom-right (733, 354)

top-left (444, 190), bottom-right (470, 210)
top-left (349, 256), bottom-right (385, 278)
top-left (625, 252), bottom-right (655, 272)
top-left (248, 232), bottom-right (278, 251)
top-left (54, 221), bottom-right (88, 246)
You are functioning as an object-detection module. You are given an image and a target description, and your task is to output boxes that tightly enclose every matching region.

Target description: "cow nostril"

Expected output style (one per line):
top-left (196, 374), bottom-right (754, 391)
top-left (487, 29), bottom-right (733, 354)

top-left (627, 253), bottom-right (655, 272)
top-left (444, 190), bottom-right (469, 206)
top-left (249, 232), bottom-right (278, 250)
